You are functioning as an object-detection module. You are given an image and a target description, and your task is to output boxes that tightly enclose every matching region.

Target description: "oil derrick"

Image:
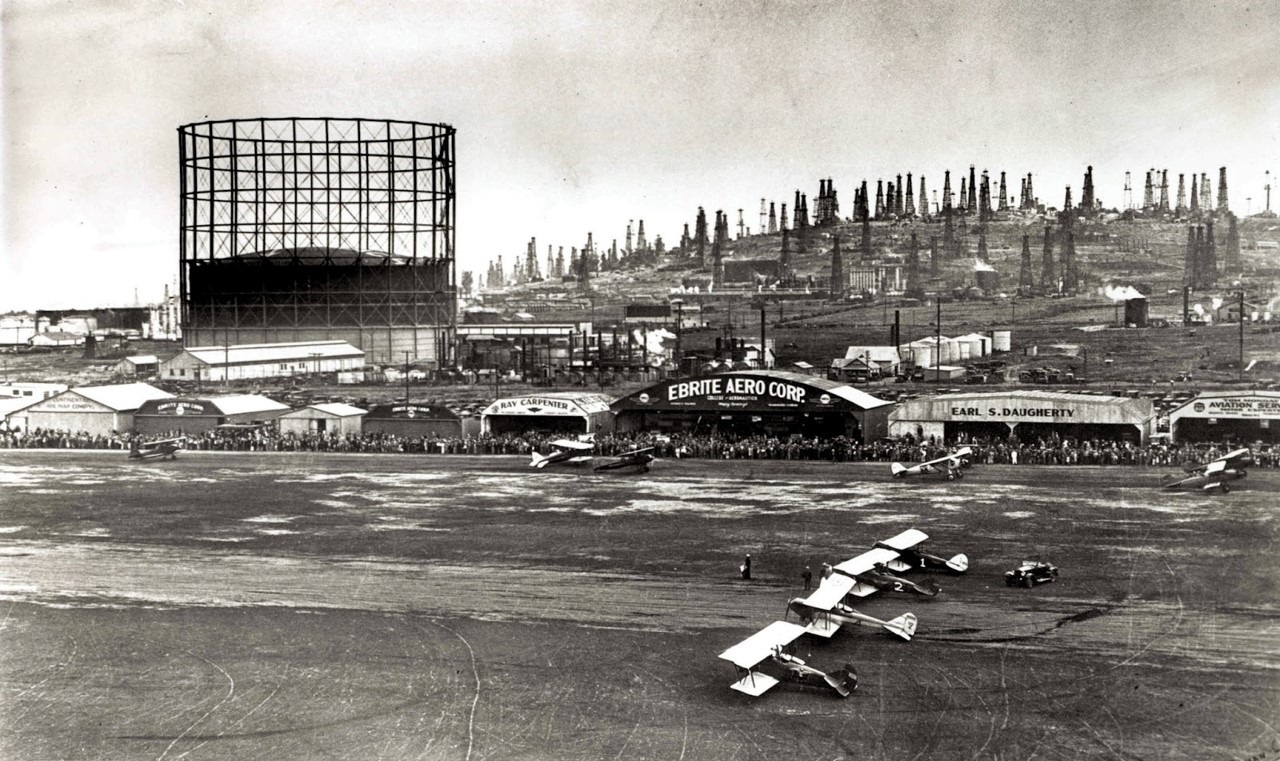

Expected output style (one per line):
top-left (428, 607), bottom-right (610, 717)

top-left (968, 165), bottom-right (977, 213)
top-left (626, 221), bottom-right (634, 256)
top-left (800, 194), bottom-right (810, 228)
top-left (1061, 185), bottom-right (1073, 222)
top-left (895, 174), bottom-right (905, 216)
top-left (636, 221), bottom-right (647, 254)
top-left (1123, 171), bottom-right (1133, 210)
top-left (1184, 226), bottom-right (1199, 287)
top-left (759, 199), bottom-right (767, 236)
top-left (711, 210), bottom-right (725, 285)
top-left (1143, 170), bottom-right (1155, 211)
top-left (1024, 173), bottom-right (1035, 210)
top-left (1217, 167), bottom-right (1229, 214)
top-left (577, 246), bottom-right (590, 291)
top-left (1225, 214), bottom-right (1241, 271)
top-left (1190, 174), bottom-right (1200, 214)
top-left (942, 171), bottom-right (953, 214)
top-left (979, 170), bottom-right (992, 222)
top-left (905, 173), bottom-right (916, 217)
top-left (919, 175), bottom-right (929, 220)
top-left (1175, 174), bottom-right (1187, 216)
top-left (1081, 166), bottom-right (1095, 212)
top-left (779, 227), bottom-right (791, 277)
top-left (781, 203), bottom-right (788, 232)
top-left (695, 207), bottom-right (708, 267)
top-left (610, 239), bottom-right (619, 269)
top-left (886, 181), bottom-right (896, 218)
top-left (816, 178), bottom-right (839, 226)
top-left (526, 238), bottom-right (539, 281)
top-left (1158, 170), bottom-right (1170, 213)
top-left (1061, 231), bottom-right (1079, 292)
top-left (829, 235), bottom-right (845, 300)
top-left (959, 177), bottom-right (968, 214)
top-left (1020, 176), bottom-right (1027, 210)
top-left (737, 209), bottom-right (745, 239)
top-left (998, 171), bottom-right (1009, 212)
top-left (1200, 172), bottom-right (1212, 211)
top-left (546, 246), bottom-right (555, 279)
top-left (555, 247), bottom-right (565, 279)
top-left (861, 212), bottom-right (872, 261)
top-left (905, 233), bottom-right (924, 299)
top-left (1018, 234), bottom-right (1034, 295)
top-left (768, 202), bottom-right (777, 234)
top-left (680, 224), bottom-right (691, 258)
top-left (875, 181), bottom-right (885, 220)
top-left (585, 232), bottom-right (596, 272)
top-left (1041, 226), bottom-right (1056, 292)
top-left (929, 235), bottom-right (939, 276)
top-left (1203, 221), bottom-right (1217, 283)
top-left (795, 190), bottom-right (804, 228)
top-left (858, 180), bottom-right (870, 221)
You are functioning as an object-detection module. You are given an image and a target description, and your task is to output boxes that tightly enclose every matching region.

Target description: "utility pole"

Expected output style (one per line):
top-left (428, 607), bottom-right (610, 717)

top-left (935, 298), bottom-right (942, 383)
top-left (1239, 289), bottom-right (1246, 382)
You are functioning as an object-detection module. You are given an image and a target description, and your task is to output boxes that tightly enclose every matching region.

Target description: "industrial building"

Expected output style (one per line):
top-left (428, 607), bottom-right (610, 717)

top-left (23, 383), bottom-right (174, 437)
top-left (1167, 392), bottom-right (1280, 444)
top-left (179, 118), bottom-right (457, 365)
top-left (611, 370), bottom-right (892, 441)
top-left (889, 390), bottom-right (1155, 444)
top-left (133, 394), bottom-right (291, 435)
top-left (159, 341), bottom-right (364, 383)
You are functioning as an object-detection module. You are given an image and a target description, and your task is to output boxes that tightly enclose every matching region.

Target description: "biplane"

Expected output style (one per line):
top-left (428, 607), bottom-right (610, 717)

top-left (890, 446), bottom-right (973, 480)
top-left (529, 437), bottom-right (595, 469)
top-left (592, 446), bottom-right (655, 474)
top-left (873, 528), bottom-right (969, 573)
top-left (831, 547), bottom-right (941, 597)
top-left (1163, 448), bottom-right (1251, 493)
top-left (718, 621), bottom-right (858, 698)
top-left (787, 573), bottom-right (919, 641)
top-left (128, 437), bottom-right (185, 462)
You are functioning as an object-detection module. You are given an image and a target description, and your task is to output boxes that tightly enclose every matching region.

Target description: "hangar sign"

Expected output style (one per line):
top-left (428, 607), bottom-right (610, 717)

top-left (625, 374), bottom-right (850, 411)
top-left (950, 405), bottom-right (1075, 419)
top-left (1185, 396), bottom-right (1280, 419)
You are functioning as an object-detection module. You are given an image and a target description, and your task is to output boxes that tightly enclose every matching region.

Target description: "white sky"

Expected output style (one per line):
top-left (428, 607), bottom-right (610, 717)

top-left (2, 0), bottom-right (1278, 309)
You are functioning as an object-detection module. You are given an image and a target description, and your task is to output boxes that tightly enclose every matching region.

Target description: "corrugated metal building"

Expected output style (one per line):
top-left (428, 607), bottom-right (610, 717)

top-left (23, 383), bottom-right (174, 436)
top-left (160, 341), bottom-right (364, 383)
top-left (1168, 392), bottom-right (1280, 443)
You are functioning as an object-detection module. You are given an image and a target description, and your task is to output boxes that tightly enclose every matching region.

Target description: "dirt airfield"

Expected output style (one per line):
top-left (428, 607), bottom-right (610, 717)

top-left (1, 451), bottom-right (1277, 760)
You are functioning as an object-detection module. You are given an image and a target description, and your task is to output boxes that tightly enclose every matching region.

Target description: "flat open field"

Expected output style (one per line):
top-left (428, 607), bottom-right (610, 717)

top-left (1, 452), bottom-right (1278, 760)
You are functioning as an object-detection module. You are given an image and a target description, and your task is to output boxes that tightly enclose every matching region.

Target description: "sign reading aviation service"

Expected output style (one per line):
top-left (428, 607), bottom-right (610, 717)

top-left (1177, 395), bottom-right (1280, 420)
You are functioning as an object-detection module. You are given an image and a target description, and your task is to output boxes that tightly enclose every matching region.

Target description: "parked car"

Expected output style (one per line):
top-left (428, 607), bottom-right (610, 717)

top-left (1005, 561), bottom-right (1059, 588)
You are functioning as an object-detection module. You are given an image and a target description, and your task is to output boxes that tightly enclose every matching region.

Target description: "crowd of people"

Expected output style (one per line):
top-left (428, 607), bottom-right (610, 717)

top-left (2, 425), bottom-right (1278, 469)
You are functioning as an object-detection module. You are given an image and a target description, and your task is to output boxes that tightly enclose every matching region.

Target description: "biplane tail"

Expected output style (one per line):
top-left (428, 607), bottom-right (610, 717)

top-left (882, 613), bottom-right (918, 641)
top-left (890, 462), bottom-right (909, 477)
top-left (823, 665), bottom-right (858, 697)
top-left (529, 451), bottom-right (552, 468)
top-left (945, 553), bottom-right (969, 573)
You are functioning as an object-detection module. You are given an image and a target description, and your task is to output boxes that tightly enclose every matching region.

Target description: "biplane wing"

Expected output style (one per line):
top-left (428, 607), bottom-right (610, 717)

top-left (890, 446), bottom-right (972, 479)
top-left (874, 528), bottom-right (968, 573)
top-left (719, 621), bottom-right (808, 696)
top-left (832, 547), bottom-right (901, 597)
top-left (799, 573), bottom-right (857, 611)
top-left (1165, 448), bottom-right (1251, 492)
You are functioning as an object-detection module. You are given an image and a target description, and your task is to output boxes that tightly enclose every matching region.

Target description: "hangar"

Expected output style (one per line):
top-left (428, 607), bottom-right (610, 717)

top-left (480, 392), bottom-right (614, 436)
top-left (1168, 392), bottom-right (1280, 444)
top-left (363, 403), bottom-right (477, 439)
top-left (889, 390), bottom-right (1155, 444)
top-left (133, 395), bottom-right (291, 435)
top-left (23, 383), bottom-right (174, 437)
top-left (611, 371), bottom-right (893, 441)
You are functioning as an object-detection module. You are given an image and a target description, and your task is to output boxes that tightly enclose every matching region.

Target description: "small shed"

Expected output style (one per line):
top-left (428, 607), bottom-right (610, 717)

top-left (362, 403), bottom-right (466, 439)
top-left (114, 355), bottom-right (160, 378)
top-left (277, 402), bottom-right (367, 436)
top-left (29, 331), bottom-right (84, 348)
